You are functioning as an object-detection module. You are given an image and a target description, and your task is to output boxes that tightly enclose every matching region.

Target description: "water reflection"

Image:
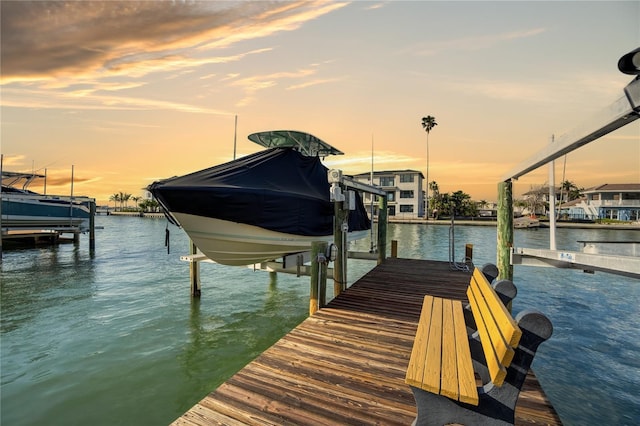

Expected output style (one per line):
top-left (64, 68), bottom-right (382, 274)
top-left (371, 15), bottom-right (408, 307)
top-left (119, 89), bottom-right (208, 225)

top-left (179, 269), bottom-right (308, 400)
top-left (1, 243), bottom-right (96, 334)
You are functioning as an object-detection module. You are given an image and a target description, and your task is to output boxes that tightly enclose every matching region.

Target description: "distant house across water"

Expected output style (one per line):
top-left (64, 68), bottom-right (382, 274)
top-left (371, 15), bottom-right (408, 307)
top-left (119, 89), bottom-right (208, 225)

top-left (560, 183), bottom-right (640, 222)
top-left (352, 170), bottom-right (425, 219)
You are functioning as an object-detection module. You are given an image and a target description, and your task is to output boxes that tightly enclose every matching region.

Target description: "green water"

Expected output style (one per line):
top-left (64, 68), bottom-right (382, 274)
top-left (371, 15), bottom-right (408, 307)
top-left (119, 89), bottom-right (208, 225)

top-left (1, 216), bottom-right (314, 425)
top-left (1, 216), bottom-right (639, 425)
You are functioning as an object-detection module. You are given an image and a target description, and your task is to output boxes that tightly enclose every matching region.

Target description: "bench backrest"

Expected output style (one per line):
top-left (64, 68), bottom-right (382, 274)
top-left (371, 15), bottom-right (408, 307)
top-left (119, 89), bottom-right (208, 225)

top-left (467, 268), bottom-right (522, 387)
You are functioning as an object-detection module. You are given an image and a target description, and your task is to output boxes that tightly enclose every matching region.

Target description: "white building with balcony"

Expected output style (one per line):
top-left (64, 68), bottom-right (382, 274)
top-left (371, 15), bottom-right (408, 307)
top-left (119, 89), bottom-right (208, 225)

top-left (352, 170), bottom-right (425, 219)
top-left (561, 183), bottom-right (640, 221)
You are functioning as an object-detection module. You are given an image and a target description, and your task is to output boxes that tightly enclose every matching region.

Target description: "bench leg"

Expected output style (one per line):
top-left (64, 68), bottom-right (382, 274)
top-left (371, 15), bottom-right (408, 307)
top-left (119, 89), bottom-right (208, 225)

top-left (410, 386), bottom-right (515, 426)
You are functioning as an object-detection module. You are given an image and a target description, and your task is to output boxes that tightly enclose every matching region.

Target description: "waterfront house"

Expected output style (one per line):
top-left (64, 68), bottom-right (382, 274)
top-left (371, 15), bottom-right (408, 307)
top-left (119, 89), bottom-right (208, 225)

top-left (520, 185), bottom-right (570, 217)
top-left (559, 183), bottom-right (640, 221)
top-left (352, 170), bottom-right (425, 219)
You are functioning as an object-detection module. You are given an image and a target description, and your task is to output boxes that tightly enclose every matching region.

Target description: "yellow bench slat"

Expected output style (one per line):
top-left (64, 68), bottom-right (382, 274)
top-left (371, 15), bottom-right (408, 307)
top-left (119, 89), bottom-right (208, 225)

top-left (405, 295), bottom-right (434, 389)
top-left (423, 297), bottom-right (443, 394)
top-left (452, 299), bottom-right (479, 405)
top-left (406, 296), bottom-right (479, 405)
top-left (472, 268), bottom-right (522, 346)
top-left (467, 284), bottom-right (507, 386)
top-left (468, 278), bottom-right (515, 368)
top-left (440, 299), bottom-right (458, 400)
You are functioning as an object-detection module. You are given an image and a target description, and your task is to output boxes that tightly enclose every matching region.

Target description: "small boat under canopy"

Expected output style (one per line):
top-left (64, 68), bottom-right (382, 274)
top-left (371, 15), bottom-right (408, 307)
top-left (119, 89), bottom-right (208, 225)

top-left (148, 130), bottom-right (371, 266)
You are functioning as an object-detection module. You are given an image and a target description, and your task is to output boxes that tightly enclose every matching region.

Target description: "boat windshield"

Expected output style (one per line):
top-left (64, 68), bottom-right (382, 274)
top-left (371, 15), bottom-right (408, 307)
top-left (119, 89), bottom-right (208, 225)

top-left (248, 130), bottom-right (344, 157)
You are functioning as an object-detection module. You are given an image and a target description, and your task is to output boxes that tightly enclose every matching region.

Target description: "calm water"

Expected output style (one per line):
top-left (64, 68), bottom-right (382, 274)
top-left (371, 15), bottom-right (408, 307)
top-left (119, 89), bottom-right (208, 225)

top-left (1, 216), bottom-right (639, 425)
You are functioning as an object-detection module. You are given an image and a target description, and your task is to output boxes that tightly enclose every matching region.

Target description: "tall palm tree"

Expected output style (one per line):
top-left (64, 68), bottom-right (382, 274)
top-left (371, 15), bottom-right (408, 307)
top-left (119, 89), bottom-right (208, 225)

top-left (421, 116), bottom-right (437, 218)
top-left (109, 193), bottom-right (120, 211)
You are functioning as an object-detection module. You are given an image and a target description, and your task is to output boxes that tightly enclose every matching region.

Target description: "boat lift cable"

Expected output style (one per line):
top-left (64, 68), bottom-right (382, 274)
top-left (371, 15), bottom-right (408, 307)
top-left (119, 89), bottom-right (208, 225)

top-left (165, 222), bottom-right (170, 255)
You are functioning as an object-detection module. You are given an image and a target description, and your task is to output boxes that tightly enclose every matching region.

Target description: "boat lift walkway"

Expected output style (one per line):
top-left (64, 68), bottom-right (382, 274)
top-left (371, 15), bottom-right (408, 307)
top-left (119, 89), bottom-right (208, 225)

top-left (172, 258), bottom-right (561, 425)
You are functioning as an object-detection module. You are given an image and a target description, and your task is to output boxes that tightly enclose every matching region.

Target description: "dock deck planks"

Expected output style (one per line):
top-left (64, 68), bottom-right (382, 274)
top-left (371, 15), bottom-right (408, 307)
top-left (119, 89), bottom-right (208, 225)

top-left (172, 258), bottom-right (562, 425)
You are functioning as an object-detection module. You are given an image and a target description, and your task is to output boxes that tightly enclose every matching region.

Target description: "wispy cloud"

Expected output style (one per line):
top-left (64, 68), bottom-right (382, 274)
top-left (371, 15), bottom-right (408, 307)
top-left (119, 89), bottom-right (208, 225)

top-left (1, 154), bottom-right (27, 167)
top-left (0, 1), bottom-right (345, 83)
top-left (1, 87), bottom-right (232, 115)
top-left (406, 28), bottom-right (546, 57)
top-left (230, 68), bottom-right (317, 106)
top-left (286, 77), bottom-right (345, 91)
top-left (365, 3), bottom-right (387, 11)
top-left (196, 2), bottom-right (349, 51)
top-left (0, 1), bottom-right (348, 112)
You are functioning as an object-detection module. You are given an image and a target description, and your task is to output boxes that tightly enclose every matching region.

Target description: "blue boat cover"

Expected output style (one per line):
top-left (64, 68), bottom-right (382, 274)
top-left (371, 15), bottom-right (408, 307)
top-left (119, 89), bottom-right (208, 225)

top-left (149, 148), bottom-right (370, 236)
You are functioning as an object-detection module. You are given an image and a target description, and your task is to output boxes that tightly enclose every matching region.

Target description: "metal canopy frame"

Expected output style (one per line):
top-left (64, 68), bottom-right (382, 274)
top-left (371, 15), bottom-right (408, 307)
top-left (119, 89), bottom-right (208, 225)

top-left (502, 77), bottom-right (640, 182)
top-left (248, 130), bottom-right (344, 157)
top-left (504, 76), bottom-right (640, 279)
top-left (2, 171), bottom-right (47, 191)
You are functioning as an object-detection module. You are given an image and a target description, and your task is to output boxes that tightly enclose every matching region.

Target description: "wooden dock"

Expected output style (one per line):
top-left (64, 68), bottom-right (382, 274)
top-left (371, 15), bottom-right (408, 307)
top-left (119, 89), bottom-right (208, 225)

top-left (172, 258), bottom-right (561, 425)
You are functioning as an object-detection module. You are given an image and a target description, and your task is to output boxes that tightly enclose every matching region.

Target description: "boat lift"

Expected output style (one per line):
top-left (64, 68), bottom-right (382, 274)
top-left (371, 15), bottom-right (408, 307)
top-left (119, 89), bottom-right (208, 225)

top-left (499, 48), bottom-right (640, 280)
top-left (180, 168), bottom-right (388, 306)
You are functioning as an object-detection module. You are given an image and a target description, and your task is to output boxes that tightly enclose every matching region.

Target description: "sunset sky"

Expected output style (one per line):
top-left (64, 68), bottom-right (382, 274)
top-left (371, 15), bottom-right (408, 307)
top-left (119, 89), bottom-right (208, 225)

top-left (2, 1), bottom-right (639, 206)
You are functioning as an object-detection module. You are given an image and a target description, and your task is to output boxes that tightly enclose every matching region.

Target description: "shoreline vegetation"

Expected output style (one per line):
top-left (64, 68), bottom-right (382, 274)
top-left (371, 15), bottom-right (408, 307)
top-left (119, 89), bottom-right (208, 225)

top-left (389, 217), bottom-right (640, 230)
top-left (104, 211), bottom-right (640, 230)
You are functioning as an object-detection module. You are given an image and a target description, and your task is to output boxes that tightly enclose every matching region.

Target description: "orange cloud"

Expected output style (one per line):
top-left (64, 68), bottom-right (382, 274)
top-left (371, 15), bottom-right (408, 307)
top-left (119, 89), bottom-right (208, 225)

top-left (0, 1), bottom-right (346, 85)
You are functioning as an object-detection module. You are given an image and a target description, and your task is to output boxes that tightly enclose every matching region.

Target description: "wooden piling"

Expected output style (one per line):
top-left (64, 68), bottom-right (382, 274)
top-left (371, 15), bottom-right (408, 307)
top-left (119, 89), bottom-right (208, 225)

top-left (465, 243), bottom-right (473, 261)
top-left (310, 241), bottom-right (328, 315)
top-left (333, 199), bottom-right (348, 296)
top-left (189, 240), bottom-right (201, 297)
top-left (89, 201), bottom-right (96, 251)
top-left (0, 154), bottom-right (3, 262)
top-left (319, 251), bottom-right (328, 309)
top-left (377, 195), bottom-right (388, 265)
top-left (497, 180), bottom-right (514, 281)
top-left (391, 240), bottom-right (398, 258)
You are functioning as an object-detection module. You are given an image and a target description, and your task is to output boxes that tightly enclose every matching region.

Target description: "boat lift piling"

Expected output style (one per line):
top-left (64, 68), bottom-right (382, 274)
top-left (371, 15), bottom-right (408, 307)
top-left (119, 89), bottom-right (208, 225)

top-left (326, 169), bottom-right (388, 306)
top-left (189, 241), bottom-right (201, 297)
top-left (309, 241), bottom-right (328, 315)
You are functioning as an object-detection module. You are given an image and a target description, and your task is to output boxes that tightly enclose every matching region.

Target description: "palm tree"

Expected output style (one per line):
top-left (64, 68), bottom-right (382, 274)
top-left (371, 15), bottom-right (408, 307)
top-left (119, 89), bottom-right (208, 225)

top-left (131, 196), bottom-right (141, 211)
top-left (122, 193), bottom-right (132, 210)
top-left (109, 193), bottom-right (121, 211)
top-left (421, 116), bottom-right (437, 218)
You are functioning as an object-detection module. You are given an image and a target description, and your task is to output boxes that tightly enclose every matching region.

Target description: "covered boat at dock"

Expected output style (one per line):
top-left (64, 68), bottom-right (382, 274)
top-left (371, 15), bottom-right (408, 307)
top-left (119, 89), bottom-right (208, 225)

top-left (1, 171), bottom-right (92, 231)
top-left (148, 130), bottom-right (371, 266)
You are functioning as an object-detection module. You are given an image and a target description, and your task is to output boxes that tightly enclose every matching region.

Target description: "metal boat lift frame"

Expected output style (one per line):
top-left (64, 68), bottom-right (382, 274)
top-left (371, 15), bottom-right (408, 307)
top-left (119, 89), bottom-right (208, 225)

top-left (498, 74), bottom-right (640, 280)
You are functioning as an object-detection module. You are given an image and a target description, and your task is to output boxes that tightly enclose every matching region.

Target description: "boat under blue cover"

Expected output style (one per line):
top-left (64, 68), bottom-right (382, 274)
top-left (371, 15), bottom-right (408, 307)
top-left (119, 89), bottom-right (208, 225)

top-left (149, 147), bottom-right (371, 237)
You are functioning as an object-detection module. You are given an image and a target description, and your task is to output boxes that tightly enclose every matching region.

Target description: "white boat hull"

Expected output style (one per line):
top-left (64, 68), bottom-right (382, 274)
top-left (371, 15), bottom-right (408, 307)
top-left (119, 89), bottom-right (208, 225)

top-left (173, 213), bottom-right (368, 266)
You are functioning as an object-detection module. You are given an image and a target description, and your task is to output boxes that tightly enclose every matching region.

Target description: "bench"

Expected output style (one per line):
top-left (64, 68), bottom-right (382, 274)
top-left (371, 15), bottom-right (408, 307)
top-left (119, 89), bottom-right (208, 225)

top-left (405, 267), bottom-right (553, 425)
top-left (464, 264), bottom-right (518, 334)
